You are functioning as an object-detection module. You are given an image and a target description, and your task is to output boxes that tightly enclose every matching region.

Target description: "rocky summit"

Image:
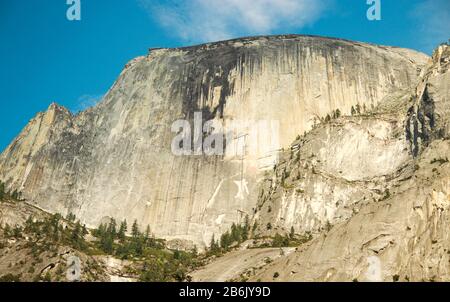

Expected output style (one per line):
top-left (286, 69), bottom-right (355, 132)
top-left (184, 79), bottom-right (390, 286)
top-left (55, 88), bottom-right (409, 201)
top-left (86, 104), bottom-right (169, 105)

top-left (1, 35), bottom-right (449, 282)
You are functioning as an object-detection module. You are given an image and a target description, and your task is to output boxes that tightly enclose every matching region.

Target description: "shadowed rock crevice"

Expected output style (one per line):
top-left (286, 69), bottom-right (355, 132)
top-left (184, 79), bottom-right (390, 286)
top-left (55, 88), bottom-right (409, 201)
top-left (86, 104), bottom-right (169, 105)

top-left (406, 45), bottom-right (450, 157)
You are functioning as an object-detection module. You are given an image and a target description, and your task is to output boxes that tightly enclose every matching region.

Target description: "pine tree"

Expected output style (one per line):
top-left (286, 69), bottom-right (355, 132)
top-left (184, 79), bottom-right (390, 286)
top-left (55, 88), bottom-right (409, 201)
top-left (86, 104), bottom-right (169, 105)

top-left (42, 218), bottom-right (51, 236)
top-left (145, 225), bottom-right (151, 239)
top-left (355, 104), bottom-right (361, 115)
top-left (272, 233), bottom-right (284, 247)
top-left (101, 232), bottom-right (114, 254)
top-left (131, 220), bottom-right (140, 239)
top-left (210, 234), bottom-right (215, 250)
top-left (94, 223), bottom-right (106, 238)
top-left (290, 226), bottom-right (295, 239)
top-left (191, 245), bottom-right (198, 257)
top-left (66, 213), bottom-right (76, 222)
top-left (130, 220), bottom-right (143, 256)
top-left (12, 226), bottom-right (22, 238)
top-left (118, 220), bottom-right (127, 242)
top-left (230, 223), bottom-right (240, 243)
top-left (135, 235), bottom-right (144, 256)
top-left (351, 106), bottom-right (356, 116)
top-left (173, 250), bottom-right (181, 260)
top-left (107, 219), bottom-right (117, 239)
top-left (144, 225), bottom-right (152, 247)
top-left (71, 222), bottom-right (82, 245)
top-left (3, 223), bottom-right (11, 237)
top-left (242, 215), bottom-right (250, 241)
top-left (11, 190), bottom-right (19, 200)
top-left (220, 231), bottom-right (231, 250)
top-left (0, 181), bottom-right (5, 200)
top-left (82, 224), bottom-right (88, 237)
top-left (50, 215), bottom-right (60, 242)
top-left (209, 235), bottom-right (219, 255)
top-left (24, 216), bottom-right (34, 232)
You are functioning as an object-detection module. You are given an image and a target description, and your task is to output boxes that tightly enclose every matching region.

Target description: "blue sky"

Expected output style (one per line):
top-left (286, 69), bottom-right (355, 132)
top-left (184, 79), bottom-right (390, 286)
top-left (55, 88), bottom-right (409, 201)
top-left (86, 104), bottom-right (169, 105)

top-left (0, 0), bottom-right (449, 151)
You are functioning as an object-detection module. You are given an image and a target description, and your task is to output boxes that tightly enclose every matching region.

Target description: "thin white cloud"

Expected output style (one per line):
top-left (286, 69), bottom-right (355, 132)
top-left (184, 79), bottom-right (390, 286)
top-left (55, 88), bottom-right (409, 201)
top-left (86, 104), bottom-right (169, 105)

top-left (74, 94), bottom-right (103, 113)
top-left (411, 0), bottom-right (450, 53)
top-left (140, 0), bottom-right (329, 43)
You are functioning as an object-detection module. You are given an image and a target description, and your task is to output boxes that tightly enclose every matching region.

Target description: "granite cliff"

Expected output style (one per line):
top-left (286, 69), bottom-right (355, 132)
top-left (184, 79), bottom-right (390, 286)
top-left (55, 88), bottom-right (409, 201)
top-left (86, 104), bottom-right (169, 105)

top-left (0, 35), bottom-right (429, 249)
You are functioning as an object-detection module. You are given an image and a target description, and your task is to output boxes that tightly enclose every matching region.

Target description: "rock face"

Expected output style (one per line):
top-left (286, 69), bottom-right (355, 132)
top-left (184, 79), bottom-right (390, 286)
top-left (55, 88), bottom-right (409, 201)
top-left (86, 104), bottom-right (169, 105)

top-left (0, 35), bottom-right (428, 248)
top-left (254, 113), bottom-right (411, 237)
top-left (250, 45), bottom-right (450, 281)
top-left (407, 45), bottom-right (450, 156)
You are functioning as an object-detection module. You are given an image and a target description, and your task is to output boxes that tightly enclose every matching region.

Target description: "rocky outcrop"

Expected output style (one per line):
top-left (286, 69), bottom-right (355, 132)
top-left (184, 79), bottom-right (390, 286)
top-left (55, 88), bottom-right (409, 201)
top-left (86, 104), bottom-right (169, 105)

top-left (254, 112), bottom-right (411, 237)
top-left (250, 44), bottom-right (450, 281)
top-left (0, 200), bottom-right (48, 229)
top-left (406, 45), bottom-right (450, 156)
top-left (0, 35), bottom-right (428, 248)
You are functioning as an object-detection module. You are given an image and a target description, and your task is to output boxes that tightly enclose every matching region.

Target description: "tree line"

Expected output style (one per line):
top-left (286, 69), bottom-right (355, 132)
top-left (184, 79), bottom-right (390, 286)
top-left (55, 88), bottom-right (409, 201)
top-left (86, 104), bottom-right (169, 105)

top-left (208, 216), bottom-right (252, 256)
top-left (2, 213), bottom-right (89, 253)
top-left (1, 213), bottom-right (200, 282)
top-left (92, 218), bottom-right (165, 258)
